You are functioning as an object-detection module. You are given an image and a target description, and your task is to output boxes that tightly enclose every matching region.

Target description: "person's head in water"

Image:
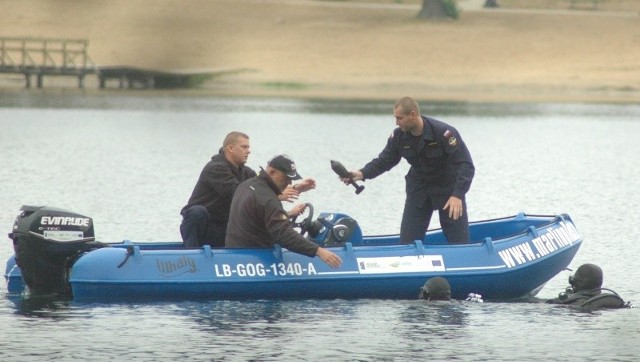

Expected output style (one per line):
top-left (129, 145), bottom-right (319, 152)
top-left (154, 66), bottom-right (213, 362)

top-left (569, 263), bottom-right (603, 292)
top-left (420, 277), bottom-right (451, 300)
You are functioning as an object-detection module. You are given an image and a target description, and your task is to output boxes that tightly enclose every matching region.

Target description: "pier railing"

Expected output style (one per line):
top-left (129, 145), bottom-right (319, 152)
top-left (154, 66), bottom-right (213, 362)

top-left (0, 37), bottom-right (96, 88)
top-left (1, 37), bottom-right (215, 89)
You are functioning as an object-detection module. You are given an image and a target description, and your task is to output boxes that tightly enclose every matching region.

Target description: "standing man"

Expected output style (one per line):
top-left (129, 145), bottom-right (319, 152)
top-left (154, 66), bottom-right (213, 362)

top-left (226, 154), bottom-right (342, 268)
top-left (341, 97), bottom-right (475, 244)
top-left (181, 132), bottom-right (316, 248)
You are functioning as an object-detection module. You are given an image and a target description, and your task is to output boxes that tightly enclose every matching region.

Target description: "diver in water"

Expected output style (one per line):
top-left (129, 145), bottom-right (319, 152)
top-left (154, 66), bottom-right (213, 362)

top-left (420, 277), bottom-right (452, 301)
top-left (419, 276), bottom-right (483, 302)
top-left (546, 263), bottom-right (632, 310)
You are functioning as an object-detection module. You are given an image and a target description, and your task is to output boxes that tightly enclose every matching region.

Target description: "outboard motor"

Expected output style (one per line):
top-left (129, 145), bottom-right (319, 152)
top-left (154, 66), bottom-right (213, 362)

top-left (8, 205), bottom-right (105, 296)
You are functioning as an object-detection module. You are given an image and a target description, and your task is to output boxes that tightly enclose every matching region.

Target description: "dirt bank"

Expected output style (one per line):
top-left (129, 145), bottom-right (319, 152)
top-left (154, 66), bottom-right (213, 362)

top-left (2, 0), bottom-right (639, 103)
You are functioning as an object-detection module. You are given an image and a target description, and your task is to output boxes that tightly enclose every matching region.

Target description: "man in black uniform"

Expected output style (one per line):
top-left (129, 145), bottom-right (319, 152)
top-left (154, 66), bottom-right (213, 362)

top-left (225, 154), bottom-right (342, 268)
top-left (341, 97), bottom-right (475, 244)
top-left (180, 132), bottom-right (316, 248)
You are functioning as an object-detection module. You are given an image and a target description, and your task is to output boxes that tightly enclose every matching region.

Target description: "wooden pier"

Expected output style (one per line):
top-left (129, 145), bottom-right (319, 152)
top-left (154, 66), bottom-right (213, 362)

top-left (1, 36), bottom-right (215, 90)
top-left (0, 37), bottom-right (96, 88)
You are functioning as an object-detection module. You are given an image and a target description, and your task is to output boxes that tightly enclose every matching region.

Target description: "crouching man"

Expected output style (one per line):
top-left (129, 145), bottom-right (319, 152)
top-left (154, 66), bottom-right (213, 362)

top-left (225, 154), bottom-right (342, 268)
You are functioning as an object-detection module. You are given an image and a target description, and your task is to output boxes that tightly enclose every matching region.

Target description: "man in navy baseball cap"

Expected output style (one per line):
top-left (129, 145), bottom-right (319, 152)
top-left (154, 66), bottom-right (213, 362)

top-left (225, 153), bottom-right (342, 269)
top-left (268, 154), bottom-right (302, 181)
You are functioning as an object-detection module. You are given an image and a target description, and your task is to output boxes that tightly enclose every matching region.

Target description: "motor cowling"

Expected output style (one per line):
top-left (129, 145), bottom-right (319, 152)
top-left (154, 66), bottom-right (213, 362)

top-left (307, 212), bottom-right (363, 247)
top-left (8, 205), bottom-right (103, 296)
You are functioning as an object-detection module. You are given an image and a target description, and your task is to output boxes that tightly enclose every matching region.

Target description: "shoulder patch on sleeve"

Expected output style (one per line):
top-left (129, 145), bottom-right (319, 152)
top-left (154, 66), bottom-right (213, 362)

top-left (444, 129), bottom-right (457, 147)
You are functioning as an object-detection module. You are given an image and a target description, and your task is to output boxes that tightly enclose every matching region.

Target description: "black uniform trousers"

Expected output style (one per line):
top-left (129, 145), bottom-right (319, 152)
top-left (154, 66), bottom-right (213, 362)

top-left (400, 194), bottom-right (470, 244)
top-left (180, 205), bottom-right (226, 248)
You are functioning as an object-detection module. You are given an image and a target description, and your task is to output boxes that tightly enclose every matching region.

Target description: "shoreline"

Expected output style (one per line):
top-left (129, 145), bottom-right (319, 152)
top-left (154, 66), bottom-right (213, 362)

top-left (196, 79), bottom-right (640, 104)
top-left (1, 85), bottom-right (637, 106)
top-left (2, 73), bottom-right (638, 104)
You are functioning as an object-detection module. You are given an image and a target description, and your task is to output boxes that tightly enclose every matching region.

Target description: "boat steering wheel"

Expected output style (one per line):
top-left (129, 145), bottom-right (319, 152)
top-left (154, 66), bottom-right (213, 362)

top-left (290, 203), bottom-right (314, 236)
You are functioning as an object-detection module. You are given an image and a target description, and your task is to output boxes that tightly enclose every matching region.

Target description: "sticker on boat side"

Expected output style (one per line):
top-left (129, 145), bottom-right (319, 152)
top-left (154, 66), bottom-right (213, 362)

top-left (356, 255), bottom-right (445, 274)
top-left (43, 230), bottom-right (84, 242)
top-left (498, 221), bottom-right (581, 269)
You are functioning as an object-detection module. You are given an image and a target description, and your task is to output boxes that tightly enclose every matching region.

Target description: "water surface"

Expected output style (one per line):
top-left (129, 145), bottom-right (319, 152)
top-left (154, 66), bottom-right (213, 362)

top-left (1, 93), bottom-right (638, 360)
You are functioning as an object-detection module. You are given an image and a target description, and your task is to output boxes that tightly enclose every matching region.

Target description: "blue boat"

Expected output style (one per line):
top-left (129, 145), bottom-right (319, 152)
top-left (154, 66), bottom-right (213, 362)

top-left (5, 205), bottom-right (582, 302)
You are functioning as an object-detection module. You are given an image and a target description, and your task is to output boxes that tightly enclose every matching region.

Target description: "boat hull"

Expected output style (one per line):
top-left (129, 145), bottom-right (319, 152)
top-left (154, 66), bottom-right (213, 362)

top-left (5, 213), bottom-right (582, 302)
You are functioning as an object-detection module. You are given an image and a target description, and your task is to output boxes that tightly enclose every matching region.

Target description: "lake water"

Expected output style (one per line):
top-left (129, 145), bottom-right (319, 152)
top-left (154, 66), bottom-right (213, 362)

top-left (1, 92), bottom-right (638, 361)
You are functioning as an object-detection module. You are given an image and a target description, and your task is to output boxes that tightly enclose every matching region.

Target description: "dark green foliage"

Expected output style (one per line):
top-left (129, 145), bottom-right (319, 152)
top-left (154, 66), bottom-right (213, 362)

top-left (418, 0), bottom-right (459, 20)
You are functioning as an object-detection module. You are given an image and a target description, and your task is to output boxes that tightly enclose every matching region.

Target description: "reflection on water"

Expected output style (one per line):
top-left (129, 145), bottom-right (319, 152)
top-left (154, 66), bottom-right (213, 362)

top-left (6, 293), bottom-right (73, 319)
top-left (179, 300), bottom-right (292, 334)
top-left (1, 94), bottom-right (639, 360)
top-left (400, 302), bottom-right (468, 328)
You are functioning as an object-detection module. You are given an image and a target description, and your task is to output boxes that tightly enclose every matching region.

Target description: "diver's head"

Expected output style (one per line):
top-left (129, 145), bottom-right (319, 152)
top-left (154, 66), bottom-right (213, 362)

top-left (420, 277), bottom-right (451, 301)
top-left (569, 263), bottom-right (603, 292)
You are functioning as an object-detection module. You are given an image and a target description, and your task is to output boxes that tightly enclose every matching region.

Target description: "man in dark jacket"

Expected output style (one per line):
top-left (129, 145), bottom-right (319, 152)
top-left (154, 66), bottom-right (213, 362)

top-left (341, 97), bottom-right (475, 244)
top-left (180, 132), bottom-right (315, 248)
top-left (225, 154), bottom-right (342, 268)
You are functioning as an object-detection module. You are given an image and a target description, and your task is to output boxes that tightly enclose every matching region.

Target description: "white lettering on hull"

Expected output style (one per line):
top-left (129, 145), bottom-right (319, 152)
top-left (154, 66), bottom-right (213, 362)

top-left (214, 262), bottom-right (318, 278)
top-left (498, 221), bottom-right (580, 268)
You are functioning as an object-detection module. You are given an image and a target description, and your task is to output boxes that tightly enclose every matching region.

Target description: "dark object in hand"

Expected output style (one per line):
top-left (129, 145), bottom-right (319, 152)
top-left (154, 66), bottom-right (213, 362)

top-left (330, 160), bottom-right (364, 194)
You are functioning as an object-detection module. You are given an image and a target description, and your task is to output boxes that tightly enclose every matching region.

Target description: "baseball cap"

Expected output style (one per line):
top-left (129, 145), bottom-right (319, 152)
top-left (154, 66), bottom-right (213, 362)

top-left (268, 154), bottom-right (302, 180)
